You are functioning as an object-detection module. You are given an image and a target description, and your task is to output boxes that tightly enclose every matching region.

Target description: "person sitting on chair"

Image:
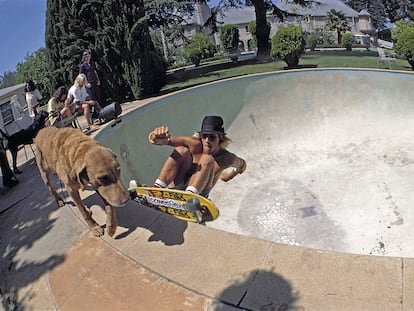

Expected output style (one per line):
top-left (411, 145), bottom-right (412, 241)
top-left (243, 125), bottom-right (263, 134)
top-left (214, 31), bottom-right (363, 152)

top-left (148, 116), bottom-right (246, 198)
top-left (47, 86), bottom-right (72, 127)
top-left (68, 73), bottom-right (101, 130)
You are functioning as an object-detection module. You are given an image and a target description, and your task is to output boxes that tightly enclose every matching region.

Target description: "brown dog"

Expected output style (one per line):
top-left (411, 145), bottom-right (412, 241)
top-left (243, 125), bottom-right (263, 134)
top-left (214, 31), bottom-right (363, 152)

top-left (34, 127), bottom-right (129, 237)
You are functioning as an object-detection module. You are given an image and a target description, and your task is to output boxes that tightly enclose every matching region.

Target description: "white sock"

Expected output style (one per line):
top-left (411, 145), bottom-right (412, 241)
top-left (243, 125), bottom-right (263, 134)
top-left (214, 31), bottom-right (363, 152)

top-left (154, 179), bottom-right (167, 188)
top-left (129, 180), bottom-right (138, 188)
top-left (185, 186), bottom-right (200, 194)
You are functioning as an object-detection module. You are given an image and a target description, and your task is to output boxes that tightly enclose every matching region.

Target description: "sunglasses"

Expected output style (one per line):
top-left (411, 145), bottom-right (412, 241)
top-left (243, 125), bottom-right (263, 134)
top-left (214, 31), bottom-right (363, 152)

top-left (201, 134), bottom-right (218, 140)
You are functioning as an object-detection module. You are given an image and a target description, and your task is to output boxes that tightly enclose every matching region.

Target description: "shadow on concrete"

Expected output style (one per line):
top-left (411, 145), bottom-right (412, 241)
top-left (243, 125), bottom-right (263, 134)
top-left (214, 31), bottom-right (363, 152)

top-left (215, 269), bottom-right (299, 311)
top-left (115, 201), bottom-right (188, 246)
top-left (0, 160), bottom-right (65, 310)
top-left (77, 188), bottom-right (189, 246)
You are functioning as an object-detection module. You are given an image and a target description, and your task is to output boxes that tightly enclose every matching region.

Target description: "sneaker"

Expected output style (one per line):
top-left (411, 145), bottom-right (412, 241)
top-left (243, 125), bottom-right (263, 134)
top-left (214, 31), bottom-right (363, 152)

top-left (129, 180), bottom-right (138, 188)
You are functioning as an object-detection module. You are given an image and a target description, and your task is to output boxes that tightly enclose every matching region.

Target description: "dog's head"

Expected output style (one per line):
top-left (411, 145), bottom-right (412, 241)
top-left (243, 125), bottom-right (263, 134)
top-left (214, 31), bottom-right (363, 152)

top-left (32, 110), bottom-right (50, 132)
top-left (73, 146), bottom-right (130, 207)
top-left (34, 110), bottom-right (49, 123)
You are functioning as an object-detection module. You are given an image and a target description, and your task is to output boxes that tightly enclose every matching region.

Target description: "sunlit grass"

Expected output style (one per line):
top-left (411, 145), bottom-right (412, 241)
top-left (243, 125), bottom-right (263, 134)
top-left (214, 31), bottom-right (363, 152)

top-left (161, 48), bottom-right (412, 94)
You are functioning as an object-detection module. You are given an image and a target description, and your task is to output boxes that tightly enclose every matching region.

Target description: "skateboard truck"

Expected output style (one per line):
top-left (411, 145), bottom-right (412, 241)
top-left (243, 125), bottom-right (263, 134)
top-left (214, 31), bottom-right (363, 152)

top-left (187, 197), bottom-right (203, 224)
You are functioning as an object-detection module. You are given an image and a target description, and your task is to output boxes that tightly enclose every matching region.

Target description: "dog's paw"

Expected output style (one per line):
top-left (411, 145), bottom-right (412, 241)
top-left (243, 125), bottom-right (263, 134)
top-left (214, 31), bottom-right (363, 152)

top-left (92, 226), bottom-right (104, 237)
top-left (57, 199), bottom-right (65, 207)
top-left (106, 225), bottom-right (117, 237)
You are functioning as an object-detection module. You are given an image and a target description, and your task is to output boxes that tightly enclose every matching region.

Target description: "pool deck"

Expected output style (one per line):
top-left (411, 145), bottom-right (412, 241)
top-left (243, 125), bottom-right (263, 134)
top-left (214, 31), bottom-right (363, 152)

top-left (1, 99), bottom-right (414, 311)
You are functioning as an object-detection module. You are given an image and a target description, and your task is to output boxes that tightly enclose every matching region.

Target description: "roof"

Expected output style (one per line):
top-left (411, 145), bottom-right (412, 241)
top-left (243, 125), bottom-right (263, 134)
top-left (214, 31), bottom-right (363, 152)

top-left (276, 0), bottom-right (360, 17)
top-left (0, 83), bottom-right (25, 102)
top-left (215, 0), bottom-right (360, 26)
top-left (359, 9), bottom-right (371, 16)
top-left (217, 7), bottom-right (256, 25)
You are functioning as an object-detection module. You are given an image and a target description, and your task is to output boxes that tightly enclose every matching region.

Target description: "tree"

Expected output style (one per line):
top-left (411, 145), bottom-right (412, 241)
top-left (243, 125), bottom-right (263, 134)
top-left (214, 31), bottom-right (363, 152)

top-left (219, 24), bottom-right (240, 53)
top-left (383, 0), bottom-right (414, 23)
top-left (211, 0), bottom-right (314, 61)
top-left (184, 33), bottom-right (216, 66)
top-left (392, 20), bottom-right (414, 43)
top-left (271, 25), bottom-right (305, 67)
top-left (15, 48), bottom-right (49, 94)
top-left (396, 27), bottom-right (414, 70)
top-left (0, 71), bottom-right (17, 89)
top-left (46, 0), bottom-right (166, 103)
top-left (346, 0), bottom-right (414, 24)
top-left (325, 9), bottom-right (351, 44)
top-left (144, 0), bottom-right (195, 61)
top-left (341, 32), bottom-right (353, 51)
top-left (344, 0), bottom-right (388, 30)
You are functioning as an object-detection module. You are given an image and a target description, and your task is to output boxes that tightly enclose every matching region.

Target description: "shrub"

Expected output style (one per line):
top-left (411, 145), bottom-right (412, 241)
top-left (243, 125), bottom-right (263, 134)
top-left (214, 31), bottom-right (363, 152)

top-left (271, 25), bottom-right (305, 68)
top-left (184, 33), bottom-right (216, 67)
top-left (392, 20), bottom-right (414, 44)
top-left (306, 33), bottom-right (317, 51)
top-left (219, 24), bottom-right (240, 53)
top-left (396, 27), bottom-right (414, 70)
top-left (341, 32), bottom-right (353, 51)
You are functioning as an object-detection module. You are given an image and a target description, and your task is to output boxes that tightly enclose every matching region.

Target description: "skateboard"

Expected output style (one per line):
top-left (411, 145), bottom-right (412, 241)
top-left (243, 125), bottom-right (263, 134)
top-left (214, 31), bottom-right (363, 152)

top-left (128, 186), bottom-right (219, 223)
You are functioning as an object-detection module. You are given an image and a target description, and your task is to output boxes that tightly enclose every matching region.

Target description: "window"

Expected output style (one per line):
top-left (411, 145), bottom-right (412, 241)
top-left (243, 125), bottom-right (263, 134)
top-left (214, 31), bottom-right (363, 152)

top-left (0, 101), bottom-right (14, 125)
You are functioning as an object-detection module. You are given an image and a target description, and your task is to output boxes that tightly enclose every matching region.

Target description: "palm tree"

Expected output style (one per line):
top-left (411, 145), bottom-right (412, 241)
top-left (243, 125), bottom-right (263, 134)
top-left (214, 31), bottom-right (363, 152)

top-left (325, 9), bottom-right (351, 44)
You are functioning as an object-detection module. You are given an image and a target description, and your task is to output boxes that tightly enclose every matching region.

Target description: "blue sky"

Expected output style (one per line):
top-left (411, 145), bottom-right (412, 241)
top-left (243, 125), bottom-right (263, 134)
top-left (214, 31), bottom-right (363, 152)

top-left (0, 0), bottom-right (47, 75)
top-left (0, 0), bottom-right (222, 76)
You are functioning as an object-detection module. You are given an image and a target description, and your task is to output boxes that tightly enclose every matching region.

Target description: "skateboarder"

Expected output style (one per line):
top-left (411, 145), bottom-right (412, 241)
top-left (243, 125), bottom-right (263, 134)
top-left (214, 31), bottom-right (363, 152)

top-left (148, 116), bottom-right (246, 197)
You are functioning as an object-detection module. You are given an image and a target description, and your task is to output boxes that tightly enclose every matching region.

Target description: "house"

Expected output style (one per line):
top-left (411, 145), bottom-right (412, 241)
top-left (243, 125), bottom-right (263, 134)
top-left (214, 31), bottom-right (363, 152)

top-left (274, 0), bottom-right (373, 45)
top-left (186, 0), bottom-right (374, 52)
top-left (0, 83), bottom-right (32, 136)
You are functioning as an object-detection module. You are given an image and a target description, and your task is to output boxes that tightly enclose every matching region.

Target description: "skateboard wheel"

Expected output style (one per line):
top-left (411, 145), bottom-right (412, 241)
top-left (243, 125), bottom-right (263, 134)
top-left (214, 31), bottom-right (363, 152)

top-left (129, 189), bottom-right (137, 199)
top-left (187, 198), bottom-right (203, 223)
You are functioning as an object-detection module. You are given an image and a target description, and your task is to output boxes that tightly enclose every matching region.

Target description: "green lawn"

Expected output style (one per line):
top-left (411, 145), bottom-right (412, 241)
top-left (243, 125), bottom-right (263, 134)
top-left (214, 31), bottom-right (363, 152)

top-left (161, 48), bottom-right (412, 94)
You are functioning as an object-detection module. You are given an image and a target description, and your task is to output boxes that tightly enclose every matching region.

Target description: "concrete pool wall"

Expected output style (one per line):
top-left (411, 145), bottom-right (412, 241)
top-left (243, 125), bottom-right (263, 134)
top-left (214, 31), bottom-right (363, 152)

top-left (96, 68), bottom-right (414, 186)
top-left (95, 68), bottom-right (414, 257)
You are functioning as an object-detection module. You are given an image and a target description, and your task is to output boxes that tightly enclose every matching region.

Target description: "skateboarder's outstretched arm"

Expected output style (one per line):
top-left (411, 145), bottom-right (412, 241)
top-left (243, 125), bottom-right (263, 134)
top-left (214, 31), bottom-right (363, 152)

top-left (148, 126), bottom-right (201, 152)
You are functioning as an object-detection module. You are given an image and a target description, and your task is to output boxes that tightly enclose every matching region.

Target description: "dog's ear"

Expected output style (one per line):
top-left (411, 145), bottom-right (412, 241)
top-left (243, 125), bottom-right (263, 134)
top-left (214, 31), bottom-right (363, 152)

top-left (70, 164), bottom-right (89, 190)
top-left (77, 167), bottom-right (89, 189)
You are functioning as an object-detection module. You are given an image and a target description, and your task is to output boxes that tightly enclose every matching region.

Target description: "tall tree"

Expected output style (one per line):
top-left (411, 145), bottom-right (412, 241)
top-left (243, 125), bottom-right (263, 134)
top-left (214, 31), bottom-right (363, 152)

top-left (15, 48), bottom-right (49, 93)
top-left (325, 9), bottom-right (351, 44)
top-left (383, 0), bottom-right (414, 22)
top-left (144, 0), bottom-right (195, 61)
top-left (46, 0), bottom-right (165, 102)
top-left (0, 71), bottom-right (17, 89)
top-left (210, 0), bottom-right (315, 61)
top-left (344, 0), bottom-right (388, 30)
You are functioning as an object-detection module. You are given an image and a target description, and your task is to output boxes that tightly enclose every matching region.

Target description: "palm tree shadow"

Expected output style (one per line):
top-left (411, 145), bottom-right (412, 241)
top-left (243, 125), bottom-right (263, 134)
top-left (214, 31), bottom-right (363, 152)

top-left (0, 160), bottom-right (68, 310)
top-left (215, 269), bottom-right (300, 311)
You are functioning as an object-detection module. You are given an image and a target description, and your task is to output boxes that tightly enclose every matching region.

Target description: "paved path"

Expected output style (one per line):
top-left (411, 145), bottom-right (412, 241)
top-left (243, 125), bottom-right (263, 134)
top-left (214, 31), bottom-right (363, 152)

top-left (2, 70), bottom-right (414, 310)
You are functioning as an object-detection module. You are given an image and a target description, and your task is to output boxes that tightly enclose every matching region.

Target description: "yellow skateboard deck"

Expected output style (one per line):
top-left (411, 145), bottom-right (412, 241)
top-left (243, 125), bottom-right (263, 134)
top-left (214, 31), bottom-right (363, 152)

top-left (129, 186), bottom-right (219, 223)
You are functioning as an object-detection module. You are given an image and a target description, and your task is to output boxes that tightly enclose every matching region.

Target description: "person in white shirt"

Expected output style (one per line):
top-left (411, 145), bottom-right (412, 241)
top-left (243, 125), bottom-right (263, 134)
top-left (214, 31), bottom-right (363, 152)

top-left (25, 80), bottom-right (43, 117)
top-left (67, 73), bottom-right (101, 130)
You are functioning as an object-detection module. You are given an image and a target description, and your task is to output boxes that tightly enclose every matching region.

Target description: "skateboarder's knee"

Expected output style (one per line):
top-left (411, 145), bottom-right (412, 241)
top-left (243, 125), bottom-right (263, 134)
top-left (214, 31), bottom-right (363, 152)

top-left (170, 146), bottom-right (192, 163)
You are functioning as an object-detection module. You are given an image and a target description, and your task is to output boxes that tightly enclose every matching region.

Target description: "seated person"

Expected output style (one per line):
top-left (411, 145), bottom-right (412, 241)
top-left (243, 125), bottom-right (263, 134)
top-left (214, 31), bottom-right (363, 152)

top-left (67, 73), bottom-right (101, 130)
top-left (47, 86), bottom-right (71, 126)
top-left (148, 116), bottom-right (246, 197)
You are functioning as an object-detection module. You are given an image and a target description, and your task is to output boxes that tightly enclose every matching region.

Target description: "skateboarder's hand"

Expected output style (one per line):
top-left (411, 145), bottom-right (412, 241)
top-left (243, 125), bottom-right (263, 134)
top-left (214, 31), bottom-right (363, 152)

top-left (149, 126), bottom-right (171, 145)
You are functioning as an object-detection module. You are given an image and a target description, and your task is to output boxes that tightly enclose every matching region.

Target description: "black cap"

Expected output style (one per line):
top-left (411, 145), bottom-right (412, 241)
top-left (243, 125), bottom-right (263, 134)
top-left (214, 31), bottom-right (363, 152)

top-left (199, 116), bottom-right (226, 135)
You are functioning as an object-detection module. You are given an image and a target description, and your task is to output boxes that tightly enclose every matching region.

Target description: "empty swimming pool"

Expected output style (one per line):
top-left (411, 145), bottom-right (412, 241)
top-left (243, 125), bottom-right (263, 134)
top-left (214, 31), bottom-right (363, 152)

top-left (95, 68), bottom-right (414, 257)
